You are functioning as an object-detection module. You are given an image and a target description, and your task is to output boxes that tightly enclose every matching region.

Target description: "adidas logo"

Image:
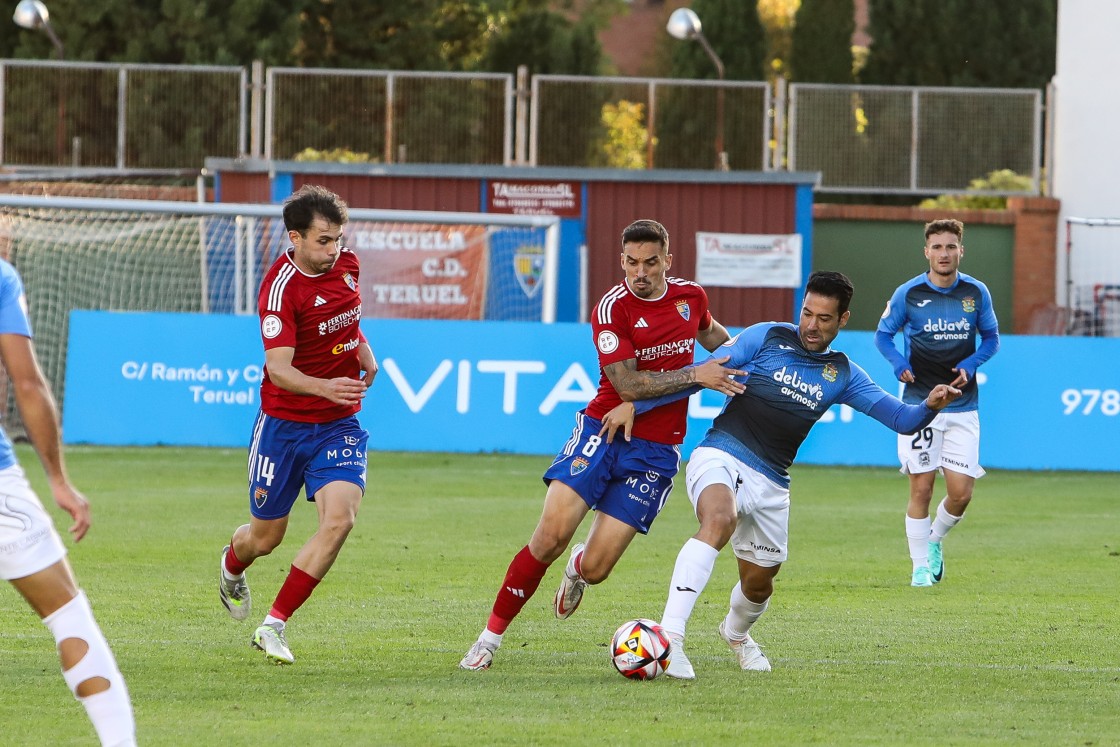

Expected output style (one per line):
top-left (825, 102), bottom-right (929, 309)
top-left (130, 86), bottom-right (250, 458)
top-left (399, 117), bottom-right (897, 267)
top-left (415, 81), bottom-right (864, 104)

top-left (634, 317), bottom-right (649, 328)
top-left (505, 586), bottom-right (525, 598)
top-left (314, 296), bottom-right (328, 306)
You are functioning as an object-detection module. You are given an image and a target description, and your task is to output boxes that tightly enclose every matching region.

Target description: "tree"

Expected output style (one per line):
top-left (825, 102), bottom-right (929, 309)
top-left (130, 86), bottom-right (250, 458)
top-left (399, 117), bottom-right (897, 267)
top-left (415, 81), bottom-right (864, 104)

top-left (790, 0), bottom-right (855, 83)
top-left (861, 0), bottom-right (1056, 88)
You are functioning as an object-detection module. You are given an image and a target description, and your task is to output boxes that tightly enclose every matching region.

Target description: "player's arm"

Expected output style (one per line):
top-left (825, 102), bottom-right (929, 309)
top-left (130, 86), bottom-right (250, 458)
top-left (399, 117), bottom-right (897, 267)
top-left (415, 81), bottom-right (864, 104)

top-left (357, 329), bottom-right (379, 387)
top-left (696, 317), bottom-right (732, 352)
top-left (0, 332), bottom-right (89, 541)
top-left (842, 362), bottom-right (961, 434)
top-left (603, 354), bottom-right (745, 402)
top-left (951, 286), bottom-right (1000, 387)
top-left (875, 289), bottom-right (913, 383)
top-left (265, 346), bottom-right (367, 406)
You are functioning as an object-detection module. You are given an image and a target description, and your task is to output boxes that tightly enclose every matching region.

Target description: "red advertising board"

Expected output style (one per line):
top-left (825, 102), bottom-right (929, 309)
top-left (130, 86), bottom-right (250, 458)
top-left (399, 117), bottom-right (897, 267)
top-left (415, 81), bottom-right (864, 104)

top-left (348, 222), bottom-right (488, 319)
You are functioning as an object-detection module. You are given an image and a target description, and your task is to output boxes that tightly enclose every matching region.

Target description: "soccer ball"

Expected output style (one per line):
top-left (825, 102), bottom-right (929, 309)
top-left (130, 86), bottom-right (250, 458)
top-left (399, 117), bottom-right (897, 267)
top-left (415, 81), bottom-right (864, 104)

top-left (610, 618), bottom-right (672, 680)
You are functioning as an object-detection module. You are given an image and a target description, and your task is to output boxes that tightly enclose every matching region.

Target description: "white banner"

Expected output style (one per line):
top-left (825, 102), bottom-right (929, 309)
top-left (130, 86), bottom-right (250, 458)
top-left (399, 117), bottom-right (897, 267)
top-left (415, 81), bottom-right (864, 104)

top-left (694, 232), bottom-right (802, 288)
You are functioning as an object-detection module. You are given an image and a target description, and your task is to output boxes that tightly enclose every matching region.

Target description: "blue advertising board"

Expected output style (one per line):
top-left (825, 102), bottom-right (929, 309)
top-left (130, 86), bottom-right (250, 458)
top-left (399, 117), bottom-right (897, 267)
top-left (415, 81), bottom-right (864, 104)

top-left (64, 312), bottom-right (1120, 471)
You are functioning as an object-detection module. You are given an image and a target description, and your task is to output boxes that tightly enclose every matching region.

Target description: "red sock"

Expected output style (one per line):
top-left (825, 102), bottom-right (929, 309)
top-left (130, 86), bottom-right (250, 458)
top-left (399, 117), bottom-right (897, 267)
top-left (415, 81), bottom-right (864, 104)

top-left (224, 540), bottom-right (250, 576)
top-left (269, 565), bottom-right (321, 622)
top-left (487, 545), bottom-right (550, 635)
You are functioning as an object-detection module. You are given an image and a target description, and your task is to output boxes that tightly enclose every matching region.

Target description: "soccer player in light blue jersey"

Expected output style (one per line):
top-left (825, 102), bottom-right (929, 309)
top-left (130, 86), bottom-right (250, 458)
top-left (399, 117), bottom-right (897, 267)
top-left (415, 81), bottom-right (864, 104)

top-left (599, 271), bottom-right (962, 679)
top-left (875, 219), bottom-right (1000, 588)
top-left (0, 259), bottom-right (136, 745)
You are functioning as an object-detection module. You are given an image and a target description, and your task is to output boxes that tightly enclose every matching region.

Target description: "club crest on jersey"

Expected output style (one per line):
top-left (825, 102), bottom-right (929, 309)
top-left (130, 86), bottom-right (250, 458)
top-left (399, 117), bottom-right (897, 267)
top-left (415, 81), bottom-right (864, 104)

top-left (961, 296), bottom-right (975, 313)
top-left (342, 272), bottom-right (357, 291)
top-left (570, 457), bottom-right (589, 476)
top-left (675, 300), bottom-right (691, 321)
top-left (513, 245), bottom-right (544, 298)
top-left (822, 363), bottom-right (838, 382)
top-left (253, 488), bottom-right (268, 509)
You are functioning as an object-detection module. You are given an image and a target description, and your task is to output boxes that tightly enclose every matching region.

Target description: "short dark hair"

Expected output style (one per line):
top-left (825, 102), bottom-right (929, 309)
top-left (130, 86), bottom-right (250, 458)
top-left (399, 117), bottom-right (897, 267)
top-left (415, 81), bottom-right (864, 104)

top-left (805, 270), bottom-right (855, 315)
top-left (924, 218), bottom-right (963, 242)
top-left (621, 219), bottom-right (669, 252)
top-left (283, 184), bottom-right (349, 235)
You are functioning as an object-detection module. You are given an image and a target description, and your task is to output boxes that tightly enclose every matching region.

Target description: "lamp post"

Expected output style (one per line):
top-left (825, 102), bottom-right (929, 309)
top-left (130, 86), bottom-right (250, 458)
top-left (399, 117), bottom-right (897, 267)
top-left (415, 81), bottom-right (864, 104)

top-left (667, 7), bottom-right (728, 171)
top-left (13, 0), bottom-right (66, 164)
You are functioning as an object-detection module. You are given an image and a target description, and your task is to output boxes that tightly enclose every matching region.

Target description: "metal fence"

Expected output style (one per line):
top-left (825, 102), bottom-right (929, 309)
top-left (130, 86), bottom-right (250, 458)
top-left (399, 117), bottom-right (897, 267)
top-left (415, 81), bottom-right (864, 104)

top-left (530, 74), bottom-right (772, 171)
top-left (788, 83), bottom-right (1042, 194)
top-left (0, 59), bottom-right (246, 169)
top-left (265, 68), bottom-right (514, 165)
top-left (0, 59), bottom-right (1047, 196)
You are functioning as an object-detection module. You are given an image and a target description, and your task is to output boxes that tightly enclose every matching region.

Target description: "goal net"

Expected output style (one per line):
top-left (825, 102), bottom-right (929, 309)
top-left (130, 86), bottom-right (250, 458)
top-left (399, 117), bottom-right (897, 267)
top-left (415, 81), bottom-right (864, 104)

top-left (0, 194), bottom-right (560, 435)
top-left (1065, 217), bottom-right (1120, 336)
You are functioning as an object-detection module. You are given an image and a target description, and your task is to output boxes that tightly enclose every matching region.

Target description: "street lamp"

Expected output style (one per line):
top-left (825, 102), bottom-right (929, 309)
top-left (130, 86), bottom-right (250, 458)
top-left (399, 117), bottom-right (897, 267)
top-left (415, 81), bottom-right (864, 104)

top-left (13, 0), bottom-right (67, 164)
top-left (667, 7), bottom-right (728, 171)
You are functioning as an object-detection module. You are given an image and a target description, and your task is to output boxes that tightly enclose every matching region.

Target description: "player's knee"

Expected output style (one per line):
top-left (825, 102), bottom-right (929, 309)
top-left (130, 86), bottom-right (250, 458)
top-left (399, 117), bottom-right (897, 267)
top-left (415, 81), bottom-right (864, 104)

top-left (43, 592), bottom-right (125, 701)
top-left (577, 555), bottom-right (611, 585)
top-left (320, 513), bottom-right (356, 541)
top-left (699, 510), bottom-right (737, 547)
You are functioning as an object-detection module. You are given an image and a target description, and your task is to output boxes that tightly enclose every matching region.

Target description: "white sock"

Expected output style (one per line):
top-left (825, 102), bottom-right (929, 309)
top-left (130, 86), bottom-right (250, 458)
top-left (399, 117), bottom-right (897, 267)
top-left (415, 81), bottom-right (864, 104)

top-left (724, 583), bottom-right (768, 639)
top-left (660, 538), bottom-right (719, 639)
top-left (479, 629), bottom-right (503, 649)
top-left (262, 614), bottom-right (285, 629)
top-left (906, 515), bottom-right (932, 570)
top-left (930, 497), bottom-right (963, 542)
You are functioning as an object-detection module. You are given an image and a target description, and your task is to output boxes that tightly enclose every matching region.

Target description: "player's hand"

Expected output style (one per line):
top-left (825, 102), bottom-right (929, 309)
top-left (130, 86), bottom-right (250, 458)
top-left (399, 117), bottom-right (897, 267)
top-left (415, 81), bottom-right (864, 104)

top-left (924, 384), bottom-right (962, 411)
top-left (599, 401), bottom-right (635, 444)
top-left (51, 482), bottom-right (90, 542)
top-left (900, 369), bottom-right (915, 384)
top-left (361, 353), bottom-right (379, 387)
top-left (692, 356), bottom-right (747, 396)
top-left (950, 367), bottom-right (970, 388)
top-left (323, 376), bottom-right (368, 406)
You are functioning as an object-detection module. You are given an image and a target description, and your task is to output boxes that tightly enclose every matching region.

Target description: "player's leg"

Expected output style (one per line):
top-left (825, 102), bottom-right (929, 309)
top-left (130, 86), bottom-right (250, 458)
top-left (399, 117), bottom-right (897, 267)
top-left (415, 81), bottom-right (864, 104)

top-left (253, 417), bottom-right (368, 664)
top-left (0, 468), bottom-right (137, 745)
top-left (660, 447), bottom-right (740, 679)
top-left (720, 558), bottom-right (779, 672)
top-left (13, 564), bottom-right (136, 747)
top-left (220, 412), bottom-right (307, 620)
top-left (898, 422), bottom-right (942, 587)
top-left (553, 435), bottom-right (679, 620)
top-left (460, 478), bottom-right (591, 670)
top-left (928, 412), bottom-right (984, 583)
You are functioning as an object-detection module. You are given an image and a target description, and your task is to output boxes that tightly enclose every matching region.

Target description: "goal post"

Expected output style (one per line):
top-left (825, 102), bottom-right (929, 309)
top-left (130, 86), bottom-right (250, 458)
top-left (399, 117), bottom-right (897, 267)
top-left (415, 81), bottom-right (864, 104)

top-left (0, 194), bottom-right (562, 433)
top-left (1064, 216), bottom-right (1120, 336)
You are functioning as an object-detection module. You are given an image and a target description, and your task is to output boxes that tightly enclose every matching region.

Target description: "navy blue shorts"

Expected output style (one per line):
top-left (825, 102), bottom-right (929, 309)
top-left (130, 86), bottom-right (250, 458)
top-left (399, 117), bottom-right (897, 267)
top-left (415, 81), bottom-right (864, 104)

top-left (542, 412), bottom-right (680, 535)
top-left (247, 411), bottom-right (369, 520)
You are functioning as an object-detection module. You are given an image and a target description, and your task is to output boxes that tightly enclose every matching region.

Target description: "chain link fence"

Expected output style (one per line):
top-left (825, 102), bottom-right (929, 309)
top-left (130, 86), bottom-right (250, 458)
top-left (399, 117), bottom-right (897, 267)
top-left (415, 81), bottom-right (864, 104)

top-left (0, 59), bottom-right (1046, 196)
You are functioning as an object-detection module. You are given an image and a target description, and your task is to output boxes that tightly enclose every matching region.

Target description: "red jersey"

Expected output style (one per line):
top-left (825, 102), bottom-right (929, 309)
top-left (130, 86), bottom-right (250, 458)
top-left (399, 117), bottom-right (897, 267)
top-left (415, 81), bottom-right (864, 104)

top-left (585, 277), bottom-right (713, 444)
top-left (258, 248), bottom-right (364, 423)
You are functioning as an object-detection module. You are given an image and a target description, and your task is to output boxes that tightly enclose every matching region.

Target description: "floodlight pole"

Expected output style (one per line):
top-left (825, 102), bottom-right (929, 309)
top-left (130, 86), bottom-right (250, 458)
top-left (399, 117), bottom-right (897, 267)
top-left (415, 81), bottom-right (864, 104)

top-left (666, 7), bottom-right (728, 171)
top-left (13, 0), bottom-right (66, 163)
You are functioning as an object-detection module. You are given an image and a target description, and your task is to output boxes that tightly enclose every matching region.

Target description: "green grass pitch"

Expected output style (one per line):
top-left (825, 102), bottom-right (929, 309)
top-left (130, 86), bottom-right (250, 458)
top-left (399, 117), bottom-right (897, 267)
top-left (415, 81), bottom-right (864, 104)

top-left (1, 446), bottom-right (1117, 745)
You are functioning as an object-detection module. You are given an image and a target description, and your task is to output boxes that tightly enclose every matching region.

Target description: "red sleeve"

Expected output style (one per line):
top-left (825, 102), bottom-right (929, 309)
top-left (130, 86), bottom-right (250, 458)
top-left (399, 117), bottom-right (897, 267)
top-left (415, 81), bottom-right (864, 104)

top-left (258, 277), bottom-right (299, 351)
top-left (591, 304), bottom-right (636, 368)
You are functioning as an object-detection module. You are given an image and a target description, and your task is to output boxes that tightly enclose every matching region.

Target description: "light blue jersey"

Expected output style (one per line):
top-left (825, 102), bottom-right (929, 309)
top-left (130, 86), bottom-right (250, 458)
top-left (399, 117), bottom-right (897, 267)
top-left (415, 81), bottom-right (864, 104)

top-left (875, 272), bottom-right (1000, 412)
top-left (0, 260), bottom-right (31, 471)
top-left (638, 322), bottom-right (939, 488)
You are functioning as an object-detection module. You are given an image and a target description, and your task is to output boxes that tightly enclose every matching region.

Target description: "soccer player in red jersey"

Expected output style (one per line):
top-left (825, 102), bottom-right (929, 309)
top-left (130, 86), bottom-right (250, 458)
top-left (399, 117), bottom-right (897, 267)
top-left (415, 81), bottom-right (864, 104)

top-left (460, 218), bottom-right (746, 670)
top-left (217, 185), bottom-right (379, 664)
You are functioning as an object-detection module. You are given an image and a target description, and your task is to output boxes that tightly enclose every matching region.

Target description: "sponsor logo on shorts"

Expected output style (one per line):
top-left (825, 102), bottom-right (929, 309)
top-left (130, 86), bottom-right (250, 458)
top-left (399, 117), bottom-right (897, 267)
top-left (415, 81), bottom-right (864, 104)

top-left (571, 457), bottom-right (589, 475)
top-left (254, 488), bottom-right (268, 509)
top-left (749, 540), bottom-right (780, 554)
top-left (943, 456), bottom-right (969, 469)
top-left (919, 452), bottom-right (931, 468)
top-left (646, 470), bottom-right (661, 483)
top-left (0, 527), bottom-right (49, 555)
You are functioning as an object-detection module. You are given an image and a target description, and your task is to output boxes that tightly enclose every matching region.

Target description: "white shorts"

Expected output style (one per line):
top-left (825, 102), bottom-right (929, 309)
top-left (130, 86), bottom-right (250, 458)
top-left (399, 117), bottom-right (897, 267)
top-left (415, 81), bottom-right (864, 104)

top-left (685, 447), bottom-right (790, 567)
top-left (897, 410), bottom-right (985, 479)
top-left (0, 464), bottom-right (67, 581)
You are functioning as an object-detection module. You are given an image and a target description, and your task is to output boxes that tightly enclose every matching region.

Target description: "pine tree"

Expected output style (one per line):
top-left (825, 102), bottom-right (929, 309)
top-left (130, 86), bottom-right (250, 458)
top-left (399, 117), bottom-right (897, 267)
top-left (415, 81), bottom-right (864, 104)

top-left (790, 0), bottom-right (855, 83)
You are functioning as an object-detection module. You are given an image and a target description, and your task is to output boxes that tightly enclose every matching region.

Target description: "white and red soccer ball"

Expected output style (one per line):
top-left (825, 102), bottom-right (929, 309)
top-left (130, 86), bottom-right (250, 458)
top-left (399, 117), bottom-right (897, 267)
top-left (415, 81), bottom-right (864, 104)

top-left (610, 618), bottom-right (672, 680)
